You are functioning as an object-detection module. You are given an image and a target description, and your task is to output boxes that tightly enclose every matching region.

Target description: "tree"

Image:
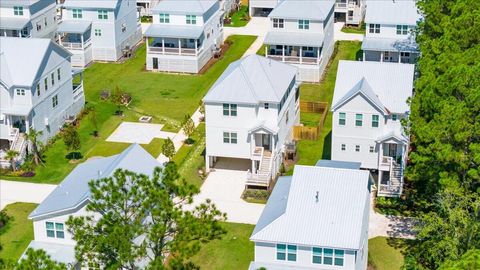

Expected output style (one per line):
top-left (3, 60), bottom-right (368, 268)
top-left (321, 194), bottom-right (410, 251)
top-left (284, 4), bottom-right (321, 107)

top-left (439, 249), bottom-right (480, 270)
top-left (15, 248), bottom-right (66, 270)
top-left (66, 164), bottom-right (225, 269)
top-left (89, 107), bottom-right (99, 137)
top-left (162, 138), bottom-right (175, 161)
top-left (182, 115), bottom-right (195, 144)
top-left (62, 125), bottom-right (81, 160)
top-left (5, 150), bottom-right (19, 172)
top-left (24, 128), bottom-right (43, 166)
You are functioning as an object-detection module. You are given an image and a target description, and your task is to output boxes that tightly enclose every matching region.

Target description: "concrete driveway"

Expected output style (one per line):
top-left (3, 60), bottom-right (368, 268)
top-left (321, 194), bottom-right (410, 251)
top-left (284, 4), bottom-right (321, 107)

top-left (224, 17), bottom-right (270, 57)
top-left (107, 122), bottom-right (176, 144)
top-left (192, 158), bottom-right (265, 224)
top-left (0, 180), bottom-right (56, 210)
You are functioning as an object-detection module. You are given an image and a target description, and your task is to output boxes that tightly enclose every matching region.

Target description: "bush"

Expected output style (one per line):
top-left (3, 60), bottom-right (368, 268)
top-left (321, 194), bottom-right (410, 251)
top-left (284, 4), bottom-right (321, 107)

top-left (242, 189), bottom-right (269, 203)
top-left (0, 211), bottom-right (10, 229)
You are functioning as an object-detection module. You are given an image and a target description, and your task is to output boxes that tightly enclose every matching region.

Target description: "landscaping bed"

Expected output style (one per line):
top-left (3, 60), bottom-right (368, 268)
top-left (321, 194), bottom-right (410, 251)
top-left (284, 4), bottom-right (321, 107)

top-left (224, 6), bottom-right (250, 27)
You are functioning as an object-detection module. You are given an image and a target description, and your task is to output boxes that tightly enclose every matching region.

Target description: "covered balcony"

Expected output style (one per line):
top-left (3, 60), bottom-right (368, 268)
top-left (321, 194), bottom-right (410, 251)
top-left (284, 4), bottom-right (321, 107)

top-left (246, 124), bottom-right (278, 188)
top-left (72, 69), bottom-right (84, 103)
top-left (56, 21), bottom-right (92, 51)
top-left (376, 133), bottom-right (409, 197)
top-left (264, 31), bottom-right (324, 65)
top-left (362, 37), bottom-right (419, 64)
top-left (145, 24), bottom-right (205, 56)
top-left (0, 17), bottom-right (31, 38)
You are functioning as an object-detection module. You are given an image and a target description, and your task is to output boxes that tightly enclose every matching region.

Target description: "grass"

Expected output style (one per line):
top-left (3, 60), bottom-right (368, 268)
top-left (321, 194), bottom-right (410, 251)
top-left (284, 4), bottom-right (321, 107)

top-left (5, 35), bottom-right (256, 184)
top-left (341, 23), bottom-right (366, 34)
top-left (225, 6), bottom-right (250, 27)
top-left (287, 41), bottom-right (362, 173)
top-left (368, 237), bottom-right (407, 270)
top-left (0, 203), bottom-right (37, 262)
top-left (190, 222), bottom-right (254, 269)
top-left (256, 44), bottom-right (267, 56)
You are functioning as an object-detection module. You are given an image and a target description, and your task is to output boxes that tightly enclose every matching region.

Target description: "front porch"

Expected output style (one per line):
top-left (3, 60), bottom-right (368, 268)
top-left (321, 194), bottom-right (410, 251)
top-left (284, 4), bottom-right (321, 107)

top-left (247, 130), bottom-right (277, 188)
top-left (362, 37), bottom-right (419, 64)
top-left (0, 115), bottom-right (28, 169)
top-left (0, 18), bottom-right (31, 38)
top-left (264, 44), bottom-right (322, 65)
top-left (377, 141), bottom-right (407, 197)
top-left (146, 37), bottom-right (204, 56)
top-left (56, 21), bottom-right (93, 67)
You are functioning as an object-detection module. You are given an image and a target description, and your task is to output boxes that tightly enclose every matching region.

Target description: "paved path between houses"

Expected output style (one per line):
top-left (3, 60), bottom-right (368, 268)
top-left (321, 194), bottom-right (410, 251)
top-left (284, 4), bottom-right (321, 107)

top-left (224, 17), bottom-right (270, 58)
top-left (0, 180), bottom-right (57, 210)
top-left (334, 22), bottom-right (364, 41)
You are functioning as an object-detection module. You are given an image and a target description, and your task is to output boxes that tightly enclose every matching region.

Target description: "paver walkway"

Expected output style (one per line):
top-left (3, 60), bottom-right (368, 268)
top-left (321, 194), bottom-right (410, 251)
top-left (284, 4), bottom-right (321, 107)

top-left (0, 180), bottom-right (56, 210)
top-left (107, 122), bottom-right (176, 144)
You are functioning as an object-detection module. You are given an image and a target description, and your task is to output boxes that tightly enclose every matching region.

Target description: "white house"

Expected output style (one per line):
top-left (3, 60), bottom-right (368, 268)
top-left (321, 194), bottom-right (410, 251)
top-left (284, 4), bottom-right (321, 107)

top-left (330, 60), bottom-right (415, 196)
top-left (0, 0), bottom-right (58, 38)
top-left (136, 0), bottom-right (160, 17)
top-left (220, 0), bottom-right (240, 15)
top-left (56, 0), bottom-right (142, 67)
top-left (362, 0), bottom-right (421, 64)
top-left (334, 0), bottom-right (366, 25)
top-left (23, 144), bottom-right (161, 268)
top-left (203, 55), bottom-right (300, 187)
top-left (263, 0), bottom-right (335, 82)
top-left (0, 37), bottom-right (84, 168)
top-left (249, 0), bottom-right (281, 17)
top-left (145, 0), bottom-right (224, 73)
top-left (249, 164), bottom-right (371, 270)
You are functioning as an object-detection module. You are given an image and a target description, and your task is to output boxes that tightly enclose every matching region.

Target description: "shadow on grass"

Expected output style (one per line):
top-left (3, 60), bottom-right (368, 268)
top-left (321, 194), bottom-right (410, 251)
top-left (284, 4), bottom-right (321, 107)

top-left (386, 237), bottom-right (417, 256)
top-left (355, 49), bottom-right (364, 61)
top-left (322, 131), bottom-right (332, 160)
top-left (65, 152), bottom-right (83, 160)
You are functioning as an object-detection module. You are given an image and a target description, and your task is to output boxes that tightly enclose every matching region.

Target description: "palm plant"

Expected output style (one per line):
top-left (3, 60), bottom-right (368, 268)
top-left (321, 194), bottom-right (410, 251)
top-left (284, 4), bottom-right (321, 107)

top-left (24, 128), bottom-right (43, 166)
top-left (5, 150), bottom-right (19, 172)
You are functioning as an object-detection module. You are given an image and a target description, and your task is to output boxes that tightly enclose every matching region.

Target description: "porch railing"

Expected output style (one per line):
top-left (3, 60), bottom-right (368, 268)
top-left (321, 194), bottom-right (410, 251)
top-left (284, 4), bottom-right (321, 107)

top-left (73, 83), bottom-right (84, 101)
top-left (61, 38), bottom-right (92, 50)
top-left (252, 146), bottom-right (264, 160)
top-left (148, 46), bottom-right (199, 56)
top-left (266, 55), bottom-right (320, 65)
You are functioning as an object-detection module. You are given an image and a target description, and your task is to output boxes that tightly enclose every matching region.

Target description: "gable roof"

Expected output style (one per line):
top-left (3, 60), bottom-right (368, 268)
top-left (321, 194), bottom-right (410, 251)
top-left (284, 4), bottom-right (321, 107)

top-left (152, 0), bottom-right (218, 15)
top-left (63, 0), bottom-right (123, 9)
top-left (0, 37), bottom-right (71, 88)
top-left (203, 55), bottom-right (298, 104)
top-left (268, 0), bottom-right (334, 21)
top-left (332, 61), bottom-right (414, 114)
top-left (29, 144), bottom-right (161, 220)
top-left (251, 165), bottom-right (371, 249)
top-left (365, 0), bottom-right (421, 25)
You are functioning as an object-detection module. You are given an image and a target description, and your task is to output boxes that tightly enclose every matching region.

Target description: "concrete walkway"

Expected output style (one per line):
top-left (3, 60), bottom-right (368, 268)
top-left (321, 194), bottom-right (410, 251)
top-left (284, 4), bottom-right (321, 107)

top-left (334, 22), bottom-right (364, 41)
top-left (224, 17), bottom-right (270, 57)
top-left (0, 180), bottom-right (56, 210)
top-left (107, 122), bottom-right (176, 144)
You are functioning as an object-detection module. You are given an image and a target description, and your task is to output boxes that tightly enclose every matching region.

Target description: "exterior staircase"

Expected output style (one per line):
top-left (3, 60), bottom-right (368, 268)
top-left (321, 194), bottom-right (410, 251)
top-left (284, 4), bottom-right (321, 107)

top-left (379, 161), bottom-right (404, 197)
top-left (246, 153), bottom-right (273, 188)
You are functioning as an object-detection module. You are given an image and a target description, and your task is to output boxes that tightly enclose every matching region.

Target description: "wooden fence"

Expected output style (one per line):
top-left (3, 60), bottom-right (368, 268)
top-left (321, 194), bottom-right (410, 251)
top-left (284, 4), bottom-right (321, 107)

top-left (293, 101), bottom-right (329, 140)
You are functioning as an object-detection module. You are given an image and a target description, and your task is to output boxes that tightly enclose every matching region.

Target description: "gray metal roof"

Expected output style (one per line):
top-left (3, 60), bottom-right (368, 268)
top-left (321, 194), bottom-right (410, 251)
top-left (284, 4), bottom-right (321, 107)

top-left (249, 261), bottom-right (317, 270)
top-left (22, 241), bottom-right (75, 265)
top-left (144, 24), bottom-right (204, 39)
top-left (152, 0), bottom-right (218, 15)
top-left (250, 165), bottom-right (371, 249)
top-left (332, 61), bottom-right (415, 114)
top-left (362, 36), bottom-right (418, 52)
top-left (332, 77), bottom-right (388, 114)
top-left (0, 37), bottom-right (71, 88)
top-left (0, 0), bottom-right (42, 7)
top-left (63, 0), bottom-right (123, 9)
top-left (316, 160), bottom-right (361, 170)
top-left (203, 55), bottom-right (298, 104)
top-left (57, 20), bottom-right (92, 34)
top-left (264, 31), bottom-right (324, 47)
top-left (0, 17), bottom-right (30, 30)
top-left (268, 0), bottom-right (334, 21)
top-left (29, 144), bottom-right (162, 219)
top-left (365, 0), bottom-right (421, 25)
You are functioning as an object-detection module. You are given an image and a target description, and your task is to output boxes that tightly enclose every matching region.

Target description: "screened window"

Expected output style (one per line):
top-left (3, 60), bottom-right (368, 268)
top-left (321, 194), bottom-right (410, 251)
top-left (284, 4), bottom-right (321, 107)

top-left (369, 24), bottom-right (380, 33)
top-left (98, 10), bottom-right (108, 20)
top-left (52, 95), bottom-right (58, 108)
top-left (186, 15), bottom-right (197, 25)
top-left (339, 112), bottom-right (346, 125)
top-left (72, 9), bottom-right (83, 19)
top-left (355, 114), bottom-right (363, 126)
top-left (298, 19), bottom-right (310, 30)
top-left (396, 25), bottom-right (408, 35)
top-left (324, 248), bottom-right (333, 265)
top-left (273, 18), bottom-right (284, 28)
top-left (13, 6), bottom-right (24, 16)
top-left (334, 250), bottom-right (345, 266)
top-left (313, 247), bottom-right (322, 264)
top-left (276, 244), bottom-right (286, 260)
top-left (287, 245), bottom-right (297, 261)
top-left (372, 115), bottom-right (379, 127)
top-left (159, 13), bottom-right (170, 23)
top-left (222, 104), bottom-right (237, 116)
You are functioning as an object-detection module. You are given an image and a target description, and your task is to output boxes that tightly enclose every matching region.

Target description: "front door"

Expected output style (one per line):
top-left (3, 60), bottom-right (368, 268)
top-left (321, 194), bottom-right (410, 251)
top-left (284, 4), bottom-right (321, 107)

top-left (262, 134), bottom-right (271, 151)
top-left (153, 58), bottom-right (158, 69)
top-left (388, 144), bottom-right (397, 158)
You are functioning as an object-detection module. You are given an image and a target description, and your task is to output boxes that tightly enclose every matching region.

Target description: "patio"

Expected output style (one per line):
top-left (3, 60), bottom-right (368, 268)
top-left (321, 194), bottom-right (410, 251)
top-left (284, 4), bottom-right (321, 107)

top-left (106, 122), bottom-right (176, 144)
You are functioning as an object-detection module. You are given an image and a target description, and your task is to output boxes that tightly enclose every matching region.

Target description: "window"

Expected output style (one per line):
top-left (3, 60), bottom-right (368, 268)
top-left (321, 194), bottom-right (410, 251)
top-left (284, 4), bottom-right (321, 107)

top-left (273, 18), bottom-right (284, 28)
top-left (370, 146), bottom-right (374, 153)
top-left (46, 222), bottom-right (64, 239)
top-left (356, 145), bottom-right (360, 152)
top-left (44, 78), bottom-right (48, 91)
top-left (21, 27), bottom-right (29, 37)
top-left (372, 115), bottom-right (379, 127)
top-left (121, 23), bottom-right (127, 32)
top-left (52, 95), bottom-right (58, 108)
top-left (98, 10), bottom-right (108, 20)
top-left (37, 84), bottom-right (40, 96)
top-left (401, 52), bottom-right (411, 57)
top-left (341, 144), bottom-right (346, 151)
top-left (369, 23), bottom-right (380, 34)
top-left (95, 29), bottom-right (102, 36)
top-left (230, 133), bottom-right (237, 144)
top-left (44, 17), bottom-right (48, 27)
top-left (298, 19), bottom-right (310, 30)
top-left (286, 110), bottom-right (289, 124)
top-left (51, 73), bottom-right (55, 86)
top-left (392, 114), bottom-right (398, 121)
top-left (36, 22), bottom-right (42, 31)
top-left (339, 112), bottom-right (346, 126)
top-left (223, 132), bottom-right (237, 144)
top-left (72, 9), bottom-right (83, 19)
top-left (276, 244), bottom-right (286, 260)
top-left (396, 25), bottom-right (408, 35)
top-left (159, 13), bottom-right (170, 23)
top-left (264, 103), bottom-right (269, 109)
top-left (13, 6), bottom-right (23, 16)
top-left (355, 114), bottom-right (363, 126)
top-left (324, 248), bottom-right (333, 265)
top-left (222, 104), bottom-right (237, 116)
top-left (57, 68), bottom-right (61, 81)
top-left (287, 245), bottom-right (297, 261)
top-left (312, 247), bottom-right (322, 264)
top-left (16, 89), bottom-right (25, 96)
top-left (334, 250), bottom-right (345, 266)
top-left (186, 15), bottom-right (197, 25)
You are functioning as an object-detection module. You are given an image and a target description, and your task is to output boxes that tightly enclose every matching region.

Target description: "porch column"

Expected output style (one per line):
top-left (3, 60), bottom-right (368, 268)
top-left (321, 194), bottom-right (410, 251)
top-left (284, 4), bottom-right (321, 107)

top-left (81, 34), bottom-right (84, 50)
top-left (205, 155), bottom-right (210, 172)
top-left (251, 160), bottom-right (255, 174)
top-left (3, 30), bottom-right (6, 37)
top-left (194, 39), bottom-right (198, 55)
top-left (162, 38), bottom-right (165, 54)
top-left (58, 34), bottom-right (63, 46)
top-left (362, 51), bottom-right (365, 61)
top-left (317, 47), bottom-right (320, 64)
top-left (178, 39), bottom-right (181, 55)
top-left (146, 37), bottom-right (149, 50)
top-left (299, 46), bottom-right (303, 64)
top-left (398, 52), bottom-right (402, 63)
top-left (282, 45), bottom-right (285, 62)
top-left (265, 45), bottom-right (268, 57)
top-left (25, 118), bottom-right (30, 133)
top-left (18, 31), bottom-right (21, 37)
top-left (380, 51), bottom-right (384, 62)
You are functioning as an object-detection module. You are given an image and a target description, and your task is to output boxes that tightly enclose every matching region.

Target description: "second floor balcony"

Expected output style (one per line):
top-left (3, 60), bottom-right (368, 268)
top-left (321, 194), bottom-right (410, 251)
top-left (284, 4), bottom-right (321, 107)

top-left (264, 31), bottom-right (324, 65)
top-left (145, 24), bottom-right (206, 57)
top-left (56, 20), bottom-right (92, 51)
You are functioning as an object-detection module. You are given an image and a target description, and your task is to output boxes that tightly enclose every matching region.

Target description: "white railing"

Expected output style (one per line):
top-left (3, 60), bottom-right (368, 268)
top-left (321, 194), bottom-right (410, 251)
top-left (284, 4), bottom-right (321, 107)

top-left (266, 55), bottom-right (320, 65)
top-left (246, 170), bottom-right (271, 187)
top-left (252, 146), bottom-right (264, 160)
top-left (73, 83), bottom-right (84, 101)
top-left (61, 38), bottom-right (91, 50)
top-left (148, 46), bottom-right (199, 56)
top-left (335, 2), bottom-right (347, 9)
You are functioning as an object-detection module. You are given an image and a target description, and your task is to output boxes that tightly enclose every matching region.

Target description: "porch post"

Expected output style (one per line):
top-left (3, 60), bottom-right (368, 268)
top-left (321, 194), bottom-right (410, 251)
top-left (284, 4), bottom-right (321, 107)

top-left (146, 37), bottom-right (149, 50)
top-left (282, 45), bottom-right (285, 62)
top-left (81, 34), bottom-right (84, 50)
top-left (162, 38), bottom-right (165, 54)
top-left (299, 46), bottom-right (303, 64)
top-left (378, 143), bottom-right (383, 167)
top-left (265, 45), bottom-right (268, 57)
top-left (380, 51), bottom-right (384, 62)
top-left (398, 52), bottom-right (402, 63)
top-left (195, 39), bottom-right (198, 55)
top-left (178, 39), bottom-right (181, 55)
top-left (58, 34), bottom-right (63, 46)
top-left (362, 50), bottom-right (365, 61)
top-left (205, 155), bottom-right (210, 172)
top-left (18, 31), bottom-right (21, 37)
top-left (25, 118), bottom-right (30, 133)
top-left (317, 47), bottom-right (320, 64)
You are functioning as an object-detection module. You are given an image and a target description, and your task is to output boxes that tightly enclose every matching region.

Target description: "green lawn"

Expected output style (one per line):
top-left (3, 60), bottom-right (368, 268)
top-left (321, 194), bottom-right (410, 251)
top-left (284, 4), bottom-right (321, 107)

top-left (5, 35), bottom-right (256, 184)
top-left (368, 237), bottom-right (407, 270)
top-left (341, 23), bottom-right (366, 34)
top-left (289, 41), bottom-right (362, 172)
top-left (225, 6), bottom-right (250, 27)
top-left (0, 203), bottom-right (37, 262)
top-left (190, 222), bottom-right (254, 269)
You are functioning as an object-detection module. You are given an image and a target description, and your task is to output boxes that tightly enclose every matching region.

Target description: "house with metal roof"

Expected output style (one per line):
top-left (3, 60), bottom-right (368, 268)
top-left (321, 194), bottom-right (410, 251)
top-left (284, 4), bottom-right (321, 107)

top-left (0, 37), bottom-right (84, 169)
top-left (249, 165), bottom-right (371, 270)
top-left (249, 0), bottom-right (281, 17)
top-left (144, 0), bottom-right (224, 73)
top-left (136, 0), bottom-right (160, 17)
top-left (56, 0), bottom-right (142, 67)
top-left (22, 144), bottom-right (161, 267)
top-left (263, 0), bottom-right (335, 82)
top-left (203, 55), bottom-right (299, 188)
top-left (330, 60), bottom-right (415, 197)
top-left (362, 0), bottom-right (421, 64)
top-left (334, 0), bottom-right (366, 26)
top-left (0, 0), bottom-right (57, 38)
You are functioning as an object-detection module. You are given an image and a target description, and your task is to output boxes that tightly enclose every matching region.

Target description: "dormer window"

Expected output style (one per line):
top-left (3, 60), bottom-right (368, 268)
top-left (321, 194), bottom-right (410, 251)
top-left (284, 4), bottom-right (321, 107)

top-left (186, 15), bottom-right (197, 25)
top-left (13, 6), bottom-right (24, 16)
top-left (72, 9), bottom-right (83, 19)
top-left (98, 10), bottom-right (108, 20)
top-left (273, 18), bottom-right (284, 28)
top-left (159, 13), bottom-right (170, 23)
top-left (298, 20), bottom-right (309, 30)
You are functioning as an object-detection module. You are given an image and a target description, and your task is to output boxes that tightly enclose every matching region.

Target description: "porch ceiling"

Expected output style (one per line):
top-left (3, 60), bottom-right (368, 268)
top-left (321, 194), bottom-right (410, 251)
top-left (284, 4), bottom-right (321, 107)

top-left (362, 37), bottom-right (419, 52)
top-left (145, 24), bottom-right (204, 39)
top-left (57, 20), bottom-right (92, 34)
top-left (264, 31), bottom-right (324, 47)
top-left (0, 17), bottom-right (30, 30)
top-left (0, 106), bottom-right (31, 116)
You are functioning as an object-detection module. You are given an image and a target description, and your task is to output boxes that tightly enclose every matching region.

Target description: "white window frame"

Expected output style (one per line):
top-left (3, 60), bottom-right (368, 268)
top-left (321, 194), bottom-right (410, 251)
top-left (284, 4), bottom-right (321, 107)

top-left (372, 114), bottom-right (379, 127)
top-left (72, 9), bottom-right (83, 19)
top-left (98, 10), bottom-right (108, 20)
top-left (159, 13), bottom-right (170, 23)
top-left (222, 104), bottom-right (237, 116)
top-left (369, 24), bottom-right (380, 34)
top-left (95, 29), bottom-right (102, 36)
top-left (222, 132), bottom-right (237, 144)
top-left (16, 89), bottom-right (25, 96)
top-left (13, 6), bottom-right (24, 16)
top-left (355, 114), bottom-right (363, 126)
top-left (396, 25), bottom-right (409, 35)
top-left (46, 222), bottom-right (65, 239)
top-left (355, 145), bottom-right (360, 152)
top-left (52, 95), bottom-right (59, 108)
top-left (341, 144), bottom-right (346, 151)
top-left (370, 146), bottom-right (374, 153)
top-left (339, 112), bottom-right (346, 126)
top-left (298, 19), bottom-right (310, 30)
top-left (186, 15), bottom-right (197, 25)
top-left (273, 18), bottom-right (284, 28)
